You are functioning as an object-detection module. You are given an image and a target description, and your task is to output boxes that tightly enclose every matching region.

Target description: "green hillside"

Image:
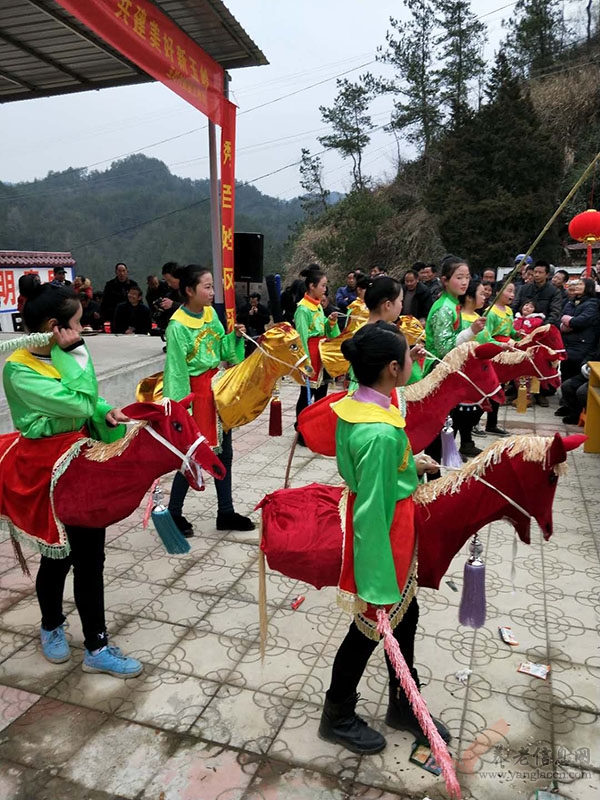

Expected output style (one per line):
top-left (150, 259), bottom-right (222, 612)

top-left (0, 154), bottom-right (304, 287)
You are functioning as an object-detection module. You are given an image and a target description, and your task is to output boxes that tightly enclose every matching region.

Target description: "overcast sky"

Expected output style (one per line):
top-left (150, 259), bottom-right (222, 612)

top-left (0, 1), bottom-right (579, 199)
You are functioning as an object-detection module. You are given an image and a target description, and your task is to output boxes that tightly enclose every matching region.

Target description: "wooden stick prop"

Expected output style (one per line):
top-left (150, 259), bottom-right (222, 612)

top-left (484, 151), bottom-right (600, 318)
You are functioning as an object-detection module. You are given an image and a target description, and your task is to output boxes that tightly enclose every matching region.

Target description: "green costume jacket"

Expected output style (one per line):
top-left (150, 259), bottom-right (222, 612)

top-left (486, 305), bottom-right (519, 341)
top-left (293, 294), bottom-right (340, 369)
top-left (163, 305), bottom-right (244, 401)
top-left (3, 344), bottom-right (121, 441)
top-left (334, 396), bottom-right (418, 606)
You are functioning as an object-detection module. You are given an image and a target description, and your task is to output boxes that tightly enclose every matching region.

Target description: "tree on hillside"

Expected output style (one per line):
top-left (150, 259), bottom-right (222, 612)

top-left (318, 78), bottom-right (375, 191)
top-left (436, 0), bottom-right (487, 128)
top-left (425, 51), bottom-right (563, 267)
top-left (375, 0), bottom-right (441, 158)
top-left (502, 0), bottom-right (570, 77)
top-left (298, 148), bottom-right (330, 217)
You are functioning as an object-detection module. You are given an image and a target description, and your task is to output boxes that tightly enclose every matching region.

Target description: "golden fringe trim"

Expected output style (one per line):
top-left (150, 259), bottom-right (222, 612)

top-left (83, 423), bottom-right (146, 462)
top-left (0, 517), bottom-right (69, 560)
top-left (335, 486), bottom-right (369, 613)
top-left (491, 349), bottom-right (529, 365)
top-left (404, 342), bottom-right (478, 403)
top-left (517, 324), bottom-right (550, 348)
top-left (354, 561), bottom-right (419, 642)
top-left (414, 435), bottom-right (561, 505)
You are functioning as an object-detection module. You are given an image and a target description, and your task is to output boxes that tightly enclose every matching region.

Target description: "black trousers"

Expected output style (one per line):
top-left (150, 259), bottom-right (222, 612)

top-left (295, 383), bottom-right (328, 424)
top-left (561, 374), bottom-right (588, 416)
top-left (327, 597), bottom-right (419, 702)
top-left (168, 428), bottom-right (234, 517)
top-left (485, 399), bottom-right (500, 429)
top-left (36, 525), bottom-right (108, 652)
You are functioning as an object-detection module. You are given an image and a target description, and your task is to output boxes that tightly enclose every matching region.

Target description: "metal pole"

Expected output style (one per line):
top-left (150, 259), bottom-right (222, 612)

top-left (208, 120), bottom-right (224, 322)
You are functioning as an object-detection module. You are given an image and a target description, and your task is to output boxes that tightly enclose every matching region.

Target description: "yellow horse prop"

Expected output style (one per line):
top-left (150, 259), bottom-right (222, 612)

top-left (137, 323), bottom-right (312, 433)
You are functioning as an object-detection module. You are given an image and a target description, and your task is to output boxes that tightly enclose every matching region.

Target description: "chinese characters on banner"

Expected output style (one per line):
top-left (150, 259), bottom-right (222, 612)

top-left (55, 0), bottom-right (237, 328)
top-left (220, 102), bottom-right (236, 332)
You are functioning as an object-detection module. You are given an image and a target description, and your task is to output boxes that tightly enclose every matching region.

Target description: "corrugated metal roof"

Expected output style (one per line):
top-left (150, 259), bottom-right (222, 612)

top-left (0, 249), bottom-right (76, 266)
top-left (0, 0), bottom-right (267, 102)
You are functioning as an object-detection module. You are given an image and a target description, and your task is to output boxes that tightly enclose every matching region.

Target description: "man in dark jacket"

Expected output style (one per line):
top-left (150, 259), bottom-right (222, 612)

top-left (335, 271), bottom-right (357, 313)
top-left (101, 262), bottom-right (139, 323)
top-left (511, 261), bottom-right (562, 326)
top-left (401, 269), bottom-right (433, 323)
top-left (112, 286), bottom-right (152, 334)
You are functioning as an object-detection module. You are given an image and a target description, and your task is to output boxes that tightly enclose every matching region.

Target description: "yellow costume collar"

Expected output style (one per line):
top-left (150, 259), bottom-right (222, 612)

top-left (172, 305), bottom-right (215, 329)
top-left (297, 295), bottom-right (321, 311)
top-left (6, 349), bottom-right (60, 378)
top-left (332, 396), bottom-right (406, 428)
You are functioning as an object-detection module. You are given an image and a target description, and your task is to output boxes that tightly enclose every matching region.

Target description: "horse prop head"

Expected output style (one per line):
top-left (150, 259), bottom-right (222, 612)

top-left (491, 343), bottom-right (562, 389)
top-left (517, 323), bottom-right (566, 360)
top-left (122, 396), bottom-right (225, 490)
top-left (505, 432), bottom-right (586, 543)
top-left (254, 323), bottom-right (313, 385)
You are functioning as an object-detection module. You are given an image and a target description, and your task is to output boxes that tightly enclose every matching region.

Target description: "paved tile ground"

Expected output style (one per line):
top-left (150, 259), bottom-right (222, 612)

top-left (0, 380), bottom-right (598, 800)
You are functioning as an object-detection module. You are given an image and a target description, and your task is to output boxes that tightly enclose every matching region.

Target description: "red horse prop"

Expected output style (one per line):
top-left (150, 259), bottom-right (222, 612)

top-left (298, 342), bottom-right (504, 456)
top-left (257, 434), bottom-right (585, 591)
top-left (0, 396), bottom-right (224, 555)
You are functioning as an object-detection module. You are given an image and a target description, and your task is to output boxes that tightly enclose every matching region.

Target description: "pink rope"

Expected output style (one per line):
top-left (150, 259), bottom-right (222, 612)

top-left (143, 479), bottom-right (159, 529)
top-left (376, 608), bottom-right (461, 799)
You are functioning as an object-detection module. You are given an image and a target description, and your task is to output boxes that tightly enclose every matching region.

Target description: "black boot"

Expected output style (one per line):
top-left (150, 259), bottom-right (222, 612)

top-left (385, 670), bottom-right (451, 744)
top-left (318, 692), bottom-right (386, 755)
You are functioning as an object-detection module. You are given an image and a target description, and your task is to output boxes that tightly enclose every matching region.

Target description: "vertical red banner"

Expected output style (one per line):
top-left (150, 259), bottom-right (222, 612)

top-left (221, 101), bottom-right (237, 333)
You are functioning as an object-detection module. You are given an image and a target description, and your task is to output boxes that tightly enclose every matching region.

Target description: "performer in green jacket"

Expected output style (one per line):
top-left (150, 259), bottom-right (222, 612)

top-left (293, 265), bottom-right (340, 443)
top-left (163, 264), bottom-right (253, 535)
top-left (318, 322), bottom-right (450, 755)
top-left (424, 256), bottom-right (488, 459)
top-left (2, 283), bottom-right (141, 677)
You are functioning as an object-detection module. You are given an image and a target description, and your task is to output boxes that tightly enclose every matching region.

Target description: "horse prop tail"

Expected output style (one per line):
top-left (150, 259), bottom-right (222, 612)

top-left (376, 608), bottom-right (461, 799)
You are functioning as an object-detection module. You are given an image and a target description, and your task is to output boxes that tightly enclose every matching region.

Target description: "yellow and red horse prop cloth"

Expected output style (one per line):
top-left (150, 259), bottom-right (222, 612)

top-left (136, 323), bottom-right (311, 435)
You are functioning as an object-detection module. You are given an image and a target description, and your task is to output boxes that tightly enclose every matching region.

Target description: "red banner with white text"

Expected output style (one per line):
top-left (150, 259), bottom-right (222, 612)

top-left (220, 102), bottom-right (236, 332)
top-left (55, 0), bottom-right (237, 326)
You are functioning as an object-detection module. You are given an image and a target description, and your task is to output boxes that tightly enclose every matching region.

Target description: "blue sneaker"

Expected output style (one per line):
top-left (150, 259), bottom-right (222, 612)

top-left (82, 646), bottom-right (143, 678)
top-left (40, 625), bottom-right (71, 664)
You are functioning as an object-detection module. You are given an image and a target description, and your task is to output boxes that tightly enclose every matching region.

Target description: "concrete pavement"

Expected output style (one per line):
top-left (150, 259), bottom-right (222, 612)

top-left (0, 377), bottom-right (598, 799)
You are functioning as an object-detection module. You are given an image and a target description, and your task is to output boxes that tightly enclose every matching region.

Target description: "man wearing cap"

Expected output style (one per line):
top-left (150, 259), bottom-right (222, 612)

top-left (50, 267), bottom-right (71, 287)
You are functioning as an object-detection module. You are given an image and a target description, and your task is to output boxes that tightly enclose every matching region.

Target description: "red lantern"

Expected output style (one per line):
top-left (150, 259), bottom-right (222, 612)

top-left (568, 209), bottom-right (600, 276)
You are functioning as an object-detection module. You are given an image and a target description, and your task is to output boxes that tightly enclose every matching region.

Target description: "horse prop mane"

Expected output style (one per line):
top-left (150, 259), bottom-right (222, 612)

top-left (257, 433), bottom-right (585, 591)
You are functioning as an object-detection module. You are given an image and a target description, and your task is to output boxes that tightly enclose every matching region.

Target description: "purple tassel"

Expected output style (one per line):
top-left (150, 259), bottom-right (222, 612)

top-left (459, 534), bottom-right (486, 628)
top-left (441, 416), bottom-right (463, 469)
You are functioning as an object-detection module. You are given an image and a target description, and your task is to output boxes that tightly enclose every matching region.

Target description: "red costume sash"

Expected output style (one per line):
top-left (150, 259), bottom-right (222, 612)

top-left (190, 368), bottom-right (219, 447)
top-left (307, 336), bottom-right (324, 385)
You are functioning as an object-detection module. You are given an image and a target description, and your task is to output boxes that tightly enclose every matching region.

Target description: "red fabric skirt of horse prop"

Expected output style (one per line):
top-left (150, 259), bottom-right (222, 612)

top-left (298, 342), bottom-right (504, 457)
top-left (258, 434), bottom-right (585, 591)
top-left (0, 395), bottom-right (225, 556)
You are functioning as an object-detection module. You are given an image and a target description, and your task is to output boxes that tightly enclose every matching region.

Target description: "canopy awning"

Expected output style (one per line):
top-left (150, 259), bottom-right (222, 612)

top-left (0, 0), bottom-right (267, 103)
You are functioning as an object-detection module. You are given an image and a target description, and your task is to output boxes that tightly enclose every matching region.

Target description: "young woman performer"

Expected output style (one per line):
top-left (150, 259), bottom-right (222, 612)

top-left (163, 264), bottom-right (254, 535)
top-left (319, 322), bottom-right (450, 754)
top-left (2, 283), bottom-right (142, 676)
top-left (294, 265), bottom-right (340, 442)
top-left (425, 256), bottom-right (487, 458)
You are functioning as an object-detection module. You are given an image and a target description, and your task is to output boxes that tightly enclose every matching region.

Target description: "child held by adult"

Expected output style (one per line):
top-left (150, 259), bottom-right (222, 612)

top-left (319, 322), bottom-right (450, 754)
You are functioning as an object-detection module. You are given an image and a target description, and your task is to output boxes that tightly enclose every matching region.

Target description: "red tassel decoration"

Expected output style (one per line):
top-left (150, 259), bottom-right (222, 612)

top-left (459, 534), bottom-right (486, 628)
top-left (269, 383), bottom-right (282, 437)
